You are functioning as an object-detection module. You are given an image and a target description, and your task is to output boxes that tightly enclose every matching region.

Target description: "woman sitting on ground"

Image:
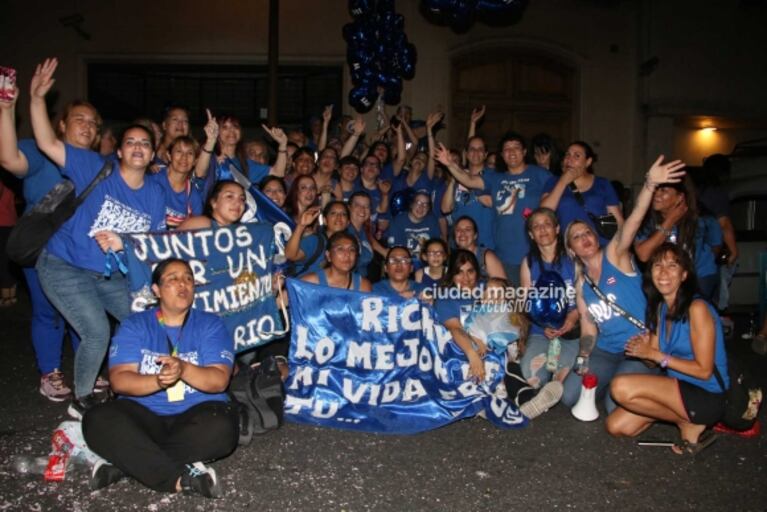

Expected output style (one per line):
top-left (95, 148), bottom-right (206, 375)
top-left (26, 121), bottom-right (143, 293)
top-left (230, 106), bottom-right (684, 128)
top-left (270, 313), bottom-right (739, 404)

top-left (301, 231), bottom-right (372, 292)
top-left (606, 243), bottom-right (729, 455)
top-left (83, 258), bottom-right (238, 498)
top-left (177, 180), bottom-right (246, 231)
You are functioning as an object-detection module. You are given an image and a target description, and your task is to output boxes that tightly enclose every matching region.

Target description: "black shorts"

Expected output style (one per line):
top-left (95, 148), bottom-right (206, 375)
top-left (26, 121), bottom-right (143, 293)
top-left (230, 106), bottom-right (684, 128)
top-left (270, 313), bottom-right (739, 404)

top-left (677, 379), bottom-right (726, 426)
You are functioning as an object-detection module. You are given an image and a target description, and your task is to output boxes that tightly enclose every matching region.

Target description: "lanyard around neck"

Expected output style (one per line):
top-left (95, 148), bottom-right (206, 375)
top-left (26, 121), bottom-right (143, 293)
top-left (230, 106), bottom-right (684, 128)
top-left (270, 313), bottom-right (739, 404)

top-left (155, 308), bottom-right (190, 356)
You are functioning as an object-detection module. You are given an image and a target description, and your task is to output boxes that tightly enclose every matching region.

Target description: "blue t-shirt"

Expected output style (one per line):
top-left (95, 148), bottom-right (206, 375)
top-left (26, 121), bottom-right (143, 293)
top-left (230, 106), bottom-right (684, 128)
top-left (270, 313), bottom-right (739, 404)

top-left (392, 170), bottom-right (433, 196)
top-left (482, 165), bottom-right (552, 265)
top-left (372, 279), bottom-right (423, 298)
top-left (147, 169), bottom-right (204, 228)
top-left (449, 180), bottom-right (496, 250)
top-left (296, 232), bottom-right (327, 277)
top-left (109, 308), bottom-right (234, 415)
top-left (581, 253), bottom-right (646, 354)
top-left (435, 296), bottom-right (476, 326)
top-left (637, 216), bottom-right (722, 278)
top-left (353, 180), bottom-right (385, 223)
top-left (348, 224), bottom-right (373, 278)
top-left (46, 145), bottom-right (167, 272)
top-left (659, 301), bottom-right (729, 393)
top-left (17, 139), bottom-right (67, 213)
top-left (385, 212), bottom-right (441, 261)
top-left (527, 255), bottom-right (577, 335)
top-left (543, 175), bottom-right (619, 246)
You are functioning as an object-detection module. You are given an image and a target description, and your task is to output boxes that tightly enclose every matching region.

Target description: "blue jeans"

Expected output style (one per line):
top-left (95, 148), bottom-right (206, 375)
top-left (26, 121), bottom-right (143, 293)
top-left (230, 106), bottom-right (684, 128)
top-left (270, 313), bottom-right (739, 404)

top-left (520, 334), bottom-right (579, 387)
top-left (561, 346), bottom-right (659, 414)
top-left (36, 250), bottom-right (132, 398)
top-left (23, 266), bottom-right (80, 374)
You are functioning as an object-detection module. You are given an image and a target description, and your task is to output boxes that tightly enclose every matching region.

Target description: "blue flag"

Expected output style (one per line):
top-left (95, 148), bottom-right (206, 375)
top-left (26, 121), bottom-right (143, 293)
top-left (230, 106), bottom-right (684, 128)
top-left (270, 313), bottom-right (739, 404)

top-left (284, 279), bottom-right (527, 434)
top-left (121, 223), bottom-right (284, 353)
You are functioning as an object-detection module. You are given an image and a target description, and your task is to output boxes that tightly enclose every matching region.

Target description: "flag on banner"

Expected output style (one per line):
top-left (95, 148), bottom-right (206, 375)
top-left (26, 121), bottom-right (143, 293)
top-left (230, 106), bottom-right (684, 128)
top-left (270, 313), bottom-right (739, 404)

top-left (284, 279), bottom-right (528, 434)
top-left (121, 223), bottom-right (284, 353)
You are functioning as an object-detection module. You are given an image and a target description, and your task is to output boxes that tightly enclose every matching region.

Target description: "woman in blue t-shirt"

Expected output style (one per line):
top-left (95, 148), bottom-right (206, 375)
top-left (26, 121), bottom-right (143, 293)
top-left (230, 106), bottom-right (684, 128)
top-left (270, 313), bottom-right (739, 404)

top-left (178, 180), bottom-right (246, 231)
top-left (82, 258), bottom-right (237, 497)
top-left (607, 243), bottom-right (728, 455)
top-left (149, 135), bottom-right (204, 229)
top-left (634, 175), bottom-right (722, 302)
top-left (561, 156), bottom-right (687, 413)
top-left (519, 207), bottom-right (579, 387)
top-left (31, 59), bottom-right (167, 418)
top-left (540, 141), bottom-right (624, 247)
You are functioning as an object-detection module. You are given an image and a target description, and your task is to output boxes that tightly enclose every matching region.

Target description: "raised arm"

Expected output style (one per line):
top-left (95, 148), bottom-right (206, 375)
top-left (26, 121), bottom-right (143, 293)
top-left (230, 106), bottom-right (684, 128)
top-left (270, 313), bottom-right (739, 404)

top-left (318, 105), bottom-right (332, 152)
top-left (29, 58), bottom-right (66, 167)
top-left (341, 116), bottom-right (365, 158)
top-left (467, 105), bottom-right (485, 140)
top-left (392, 122), bottom-right (406, 177)
top-left (425, 111), bottom-right (444, 181)
top-left (434, 143), bottom-right (485, 190)
top-left (194, 108), bottom-right (218, 178)
top-left (0, 82), bottom-right (29, 176)
top-left (612, 155), bottom-right (685, 258)
top-left (285, 207), bottom-right (320, 262)
top-left (263, 124), bottom-right (288, 177)
top-left (539, 168), bottom-right (577, 210)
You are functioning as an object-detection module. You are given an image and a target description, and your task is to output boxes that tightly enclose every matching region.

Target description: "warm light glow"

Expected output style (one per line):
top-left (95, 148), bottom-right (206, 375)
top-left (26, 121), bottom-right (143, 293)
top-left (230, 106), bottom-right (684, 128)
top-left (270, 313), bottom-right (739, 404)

top-left (701, 126), bottom-right (717, 132)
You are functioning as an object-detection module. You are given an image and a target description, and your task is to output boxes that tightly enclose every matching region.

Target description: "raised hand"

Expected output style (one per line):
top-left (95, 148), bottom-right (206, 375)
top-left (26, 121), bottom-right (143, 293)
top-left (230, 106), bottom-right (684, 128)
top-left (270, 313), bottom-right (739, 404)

top-left (203, 108), bottom-right (219, 144)
top-left (30, 58), bottom-right (58, 99)
top-left (352, 115), bottom-right (366, 136)
top-left (299, 206), bottom-right (321, 227)
top-left (377, 179), bottom-right (391, 195)
top-left (262, 124), bottom-right (288, 146)
top-left (646, 155), bottom-right (686, 188)
top-left (470, 105), bottom-right (486, 124)
top-left (434, 142), bottom-right (453, 167)
top-left (322, 104), bottom-right (333, 124)
top-left (426, 111), bottom-right (444, 131)
top-left (0, 68), bottom-right (18, 107)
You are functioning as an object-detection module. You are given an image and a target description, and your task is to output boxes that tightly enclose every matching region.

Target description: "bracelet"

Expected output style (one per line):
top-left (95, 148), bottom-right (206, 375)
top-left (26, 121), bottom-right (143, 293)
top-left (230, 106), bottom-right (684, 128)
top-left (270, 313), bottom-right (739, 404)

top-left (201, 147), bottom-right (214, 154)
top-left (278, 149), bottom-right (287, 153)
top-left (655, 225), bottom-right (672, 237)
top-left (659, 355), bottom-right (669, 369)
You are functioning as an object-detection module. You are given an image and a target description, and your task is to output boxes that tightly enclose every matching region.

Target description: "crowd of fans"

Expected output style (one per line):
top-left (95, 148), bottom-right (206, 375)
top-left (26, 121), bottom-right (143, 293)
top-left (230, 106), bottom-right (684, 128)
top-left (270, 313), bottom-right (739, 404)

top-left (0, 57), bottom-right (742, 497)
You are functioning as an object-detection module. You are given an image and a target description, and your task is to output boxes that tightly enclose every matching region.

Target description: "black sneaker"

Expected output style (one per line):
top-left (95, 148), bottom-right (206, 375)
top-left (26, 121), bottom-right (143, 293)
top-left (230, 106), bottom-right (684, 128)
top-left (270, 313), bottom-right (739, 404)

top-left (89, 460), bottom-right (125, 490)
top-left (180, 462), bottom-right (219, 498)
top-left (67, 393), bottom-right (106, 420)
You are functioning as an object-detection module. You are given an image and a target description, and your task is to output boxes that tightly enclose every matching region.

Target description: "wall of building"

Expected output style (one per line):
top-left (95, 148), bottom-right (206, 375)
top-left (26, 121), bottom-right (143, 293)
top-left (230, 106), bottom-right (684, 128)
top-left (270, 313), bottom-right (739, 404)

top-left (2, 0), bottom-right (765, 187)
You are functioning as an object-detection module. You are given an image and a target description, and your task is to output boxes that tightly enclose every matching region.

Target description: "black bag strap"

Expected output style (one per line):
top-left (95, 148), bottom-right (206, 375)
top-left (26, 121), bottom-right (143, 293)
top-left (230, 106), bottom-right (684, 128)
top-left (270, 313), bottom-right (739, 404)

top-left (296, 231), bottom-right (326, 276)
top-left (582, 271), bottom-right (646, 330)
top-left (712, 365), bottom-right (727, 393)
top-left (74, 160), bottom-right (114, 207)
top-left (569, 182), bottom-right (603, 224)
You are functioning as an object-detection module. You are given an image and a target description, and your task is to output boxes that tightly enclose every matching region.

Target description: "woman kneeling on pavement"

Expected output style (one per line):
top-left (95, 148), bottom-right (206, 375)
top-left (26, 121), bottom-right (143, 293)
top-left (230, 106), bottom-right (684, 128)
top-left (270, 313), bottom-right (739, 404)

top-left (83, 258), bottom-right (238, 498)
top-left (606, 243), bottom-right (728, 455)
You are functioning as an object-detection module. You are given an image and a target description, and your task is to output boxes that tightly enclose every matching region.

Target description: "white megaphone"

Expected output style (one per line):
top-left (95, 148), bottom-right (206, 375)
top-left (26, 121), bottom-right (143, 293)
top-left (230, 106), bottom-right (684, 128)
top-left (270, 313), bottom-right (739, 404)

top-left (571, 373), bottom-right (599, 422)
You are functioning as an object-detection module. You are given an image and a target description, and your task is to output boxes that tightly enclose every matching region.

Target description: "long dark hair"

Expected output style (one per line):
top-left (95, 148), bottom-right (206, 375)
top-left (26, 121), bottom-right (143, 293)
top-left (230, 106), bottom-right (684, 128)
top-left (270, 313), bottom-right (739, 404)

top-left (216, 114), bottom-right (249, 174)
top-left (441, 249), bottom-right (480, 288)
top-left (286, 175), bottom-right (317, 219)
top-left (642, 174), bottom-right (699, 260)
top-left (525, 207), bottom-right (566, 269)
top-left (203, 180), bottom-right (244, 219)
top-left (643, 243), bottom-right (699, 333)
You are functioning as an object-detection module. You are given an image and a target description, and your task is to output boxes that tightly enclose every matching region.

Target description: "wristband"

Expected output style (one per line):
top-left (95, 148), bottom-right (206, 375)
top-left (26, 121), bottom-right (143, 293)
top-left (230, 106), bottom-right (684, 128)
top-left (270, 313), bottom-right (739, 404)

top-left (655, 225), bottom-right (672, 237)
top-left (660, 355), bottom-right (669, 369)
top-left (278, 149), bottom-right (287, 153)
top-left (202, 147), bottom-right (214, 154)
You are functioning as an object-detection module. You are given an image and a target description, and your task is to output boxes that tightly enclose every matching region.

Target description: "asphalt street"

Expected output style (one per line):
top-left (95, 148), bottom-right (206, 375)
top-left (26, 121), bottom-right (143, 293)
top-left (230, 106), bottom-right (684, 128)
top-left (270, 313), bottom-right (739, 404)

top-left (1, 293), bottom-right (765, 512)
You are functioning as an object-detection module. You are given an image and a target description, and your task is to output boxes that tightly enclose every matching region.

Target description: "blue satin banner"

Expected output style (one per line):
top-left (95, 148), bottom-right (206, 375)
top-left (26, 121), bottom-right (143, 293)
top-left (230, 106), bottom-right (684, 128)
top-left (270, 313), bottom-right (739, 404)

top-left (284, 279), bottom-right (528, 434)
top-left (121, 223), bottom-right (283, 353)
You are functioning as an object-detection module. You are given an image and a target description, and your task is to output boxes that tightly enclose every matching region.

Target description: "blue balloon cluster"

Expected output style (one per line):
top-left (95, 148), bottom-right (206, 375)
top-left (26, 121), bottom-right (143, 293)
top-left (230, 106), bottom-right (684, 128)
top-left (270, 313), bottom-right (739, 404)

top-left (421, 0), bottom-right (528, 32)
top-left (527, 270), bottom-right (568, 329)
top-left (345, 0), bottom-right (417, 113)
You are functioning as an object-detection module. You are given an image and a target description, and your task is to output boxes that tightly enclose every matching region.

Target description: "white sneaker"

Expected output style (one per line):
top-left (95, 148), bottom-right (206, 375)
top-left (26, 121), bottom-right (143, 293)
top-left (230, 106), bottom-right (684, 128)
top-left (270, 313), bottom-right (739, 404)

top-left (520, 380), bottom-right (563, 420)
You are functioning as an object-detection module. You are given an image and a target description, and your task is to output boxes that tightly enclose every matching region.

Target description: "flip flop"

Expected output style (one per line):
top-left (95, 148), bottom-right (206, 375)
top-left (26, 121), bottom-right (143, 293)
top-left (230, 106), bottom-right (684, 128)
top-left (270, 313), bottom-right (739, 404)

top-left (672, 430), bottom-right (718, 456)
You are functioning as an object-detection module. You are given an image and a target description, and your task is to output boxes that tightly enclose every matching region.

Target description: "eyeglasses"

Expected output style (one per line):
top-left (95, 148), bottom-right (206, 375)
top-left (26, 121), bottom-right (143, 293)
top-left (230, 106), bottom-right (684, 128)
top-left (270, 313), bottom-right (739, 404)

top-left (413, 200), bottom-right (430, 207)
top-left (327, 211), bottom-right (349, 218)
top-left (387, 257), bottom-right (411, 265)
top-left (426, 250), bottom-right (445, 256)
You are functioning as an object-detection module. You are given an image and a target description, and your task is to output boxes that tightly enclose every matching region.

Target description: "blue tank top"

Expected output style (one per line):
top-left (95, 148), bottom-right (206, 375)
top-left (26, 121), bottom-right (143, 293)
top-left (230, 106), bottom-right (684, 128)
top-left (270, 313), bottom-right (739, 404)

top-left (528, 254), bottom-right (577, 335)
top-left (420, 267), bottom-right (443, 289)
top-left (658, 300), bottom-right (729, 393)
top-left (581, 252), bottom-right (646, 353)
top-left (317, 269), bottom-right (363, 291)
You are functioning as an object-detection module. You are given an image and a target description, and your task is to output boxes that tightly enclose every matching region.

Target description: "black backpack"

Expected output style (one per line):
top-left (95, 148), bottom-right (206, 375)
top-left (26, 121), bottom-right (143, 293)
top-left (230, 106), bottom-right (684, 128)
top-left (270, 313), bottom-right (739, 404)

top-left (714, 357), bottom-right (763, 431)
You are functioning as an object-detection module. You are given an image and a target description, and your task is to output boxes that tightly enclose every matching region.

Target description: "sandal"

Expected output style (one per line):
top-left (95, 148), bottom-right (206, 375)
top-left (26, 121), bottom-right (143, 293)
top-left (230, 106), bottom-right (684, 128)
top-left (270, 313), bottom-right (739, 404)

top-left (672, 430), bottom-right (718, 456)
